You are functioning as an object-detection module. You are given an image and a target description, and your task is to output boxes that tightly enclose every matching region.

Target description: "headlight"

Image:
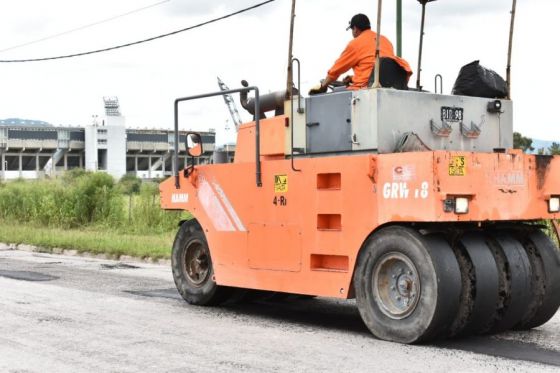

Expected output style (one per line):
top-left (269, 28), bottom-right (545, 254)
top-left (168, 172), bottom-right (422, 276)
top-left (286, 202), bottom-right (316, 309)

top-left (443, 197), bottom-right (470, 214)
top-left (487, 100), bottom-right (502, 113)
top-left (549, 197), bottom-right (560, 213)
top-left (455, 197), bottom-right (469, 214)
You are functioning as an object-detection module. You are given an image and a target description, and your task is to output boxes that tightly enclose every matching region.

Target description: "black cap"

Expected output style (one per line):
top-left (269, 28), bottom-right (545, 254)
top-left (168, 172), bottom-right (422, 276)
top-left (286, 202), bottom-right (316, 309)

top-left (346, 14), bottom-right (371, 31)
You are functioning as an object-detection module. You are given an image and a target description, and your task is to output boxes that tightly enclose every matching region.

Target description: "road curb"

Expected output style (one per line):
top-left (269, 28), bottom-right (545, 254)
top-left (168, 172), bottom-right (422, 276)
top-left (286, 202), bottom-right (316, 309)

top-left (0, 241), bottom-right (171, 266)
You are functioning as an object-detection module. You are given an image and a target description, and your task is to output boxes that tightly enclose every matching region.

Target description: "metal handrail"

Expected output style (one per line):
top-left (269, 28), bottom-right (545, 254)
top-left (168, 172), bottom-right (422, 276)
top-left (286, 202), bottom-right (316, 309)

top-left (292, 58), bottom-right (303, 114)
top-left (290, 57), bottom-right (302, 172)
top-left (434, 74), bottom-right (443, 94)
top-left (173, 86), bottom-right (261, 188)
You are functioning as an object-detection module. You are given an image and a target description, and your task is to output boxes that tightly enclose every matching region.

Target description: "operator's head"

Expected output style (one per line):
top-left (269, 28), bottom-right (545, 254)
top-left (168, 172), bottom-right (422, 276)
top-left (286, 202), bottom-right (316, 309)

top-left (347, 13), bottom-right (371, 38)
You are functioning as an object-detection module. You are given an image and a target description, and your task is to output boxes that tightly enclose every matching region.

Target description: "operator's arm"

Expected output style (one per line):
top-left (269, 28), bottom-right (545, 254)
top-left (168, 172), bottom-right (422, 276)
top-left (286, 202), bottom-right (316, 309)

top-left (309, 75), bottom-right (335, 95)
top-left (309, 42), bottom-right (358, 94)
top-left (320, 75), bottom-right (336, 88)
top-left (326, 43), bottom-right (358, 83)
top-left (310, 43), bottom-right (358, 94)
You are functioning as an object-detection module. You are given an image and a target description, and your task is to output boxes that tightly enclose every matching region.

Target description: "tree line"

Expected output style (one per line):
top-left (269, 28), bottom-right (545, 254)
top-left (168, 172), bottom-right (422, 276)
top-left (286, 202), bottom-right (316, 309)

top-left (513, 132), bottom-right (560, 155)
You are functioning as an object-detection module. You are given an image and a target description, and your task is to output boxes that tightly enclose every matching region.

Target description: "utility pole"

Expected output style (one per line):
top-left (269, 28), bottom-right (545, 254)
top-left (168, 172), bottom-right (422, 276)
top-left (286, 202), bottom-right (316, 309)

top-left (506, 0), bottom-right (517, 99)
top-left (372, 0), bottom-right (383, 88)
top-left (396, 0), bottom-right (402, 57)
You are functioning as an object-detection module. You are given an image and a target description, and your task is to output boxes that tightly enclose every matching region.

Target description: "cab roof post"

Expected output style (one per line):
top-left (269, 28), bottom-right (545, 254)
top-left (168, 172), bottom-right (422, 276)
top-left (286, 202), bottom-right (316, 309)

top-left (416, 0), bottom-right (436, 91)
top-left (372, 0), bottom-right (383, 88)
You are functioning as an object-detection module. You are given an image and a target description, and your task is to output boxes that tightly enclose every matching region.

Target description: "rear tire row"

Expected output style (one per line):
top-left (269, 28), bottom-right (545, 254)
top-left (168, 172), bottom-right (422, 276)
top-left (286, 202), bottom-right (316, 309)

top-left (353, 225), bottom-right (560, 344)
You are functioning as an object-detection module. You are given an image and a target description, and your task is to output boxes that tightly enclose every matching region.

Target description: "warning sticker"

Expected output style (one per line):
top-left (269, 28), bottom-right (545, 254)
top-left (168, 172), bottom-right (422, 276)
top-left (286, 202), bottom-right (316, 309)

top-left (274, 175), bottom-right (288, 193)
top-left (449, 156), bottom-right (466, 176)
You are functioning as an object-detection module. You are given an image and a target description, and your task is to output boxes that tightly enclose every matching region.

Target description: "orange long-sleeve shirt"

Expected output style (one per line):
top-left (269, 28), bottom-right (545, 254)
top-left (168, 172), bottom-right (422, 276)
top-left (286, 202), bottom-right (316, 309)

top-left (327, 29), bottom-right (412, 89)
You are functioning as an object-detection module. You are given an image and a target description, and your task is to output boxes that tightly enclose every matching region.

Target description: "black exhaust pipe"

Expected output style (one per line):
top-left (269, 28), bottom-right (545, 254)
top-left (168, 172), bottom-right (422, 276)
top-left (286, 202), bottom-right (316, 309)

top-left (240, 80), bottom-right (289, 119)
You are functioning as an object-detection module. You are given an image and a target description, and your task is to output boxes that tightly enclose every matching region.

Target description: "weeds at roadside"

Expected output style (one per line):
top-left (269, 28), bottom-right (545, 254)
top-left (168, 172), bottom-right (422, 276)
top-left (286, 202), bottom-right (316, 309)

top-left (0, 172), bottom-right (191, 258)
top-left (0, 171), bottom-right (190, 234)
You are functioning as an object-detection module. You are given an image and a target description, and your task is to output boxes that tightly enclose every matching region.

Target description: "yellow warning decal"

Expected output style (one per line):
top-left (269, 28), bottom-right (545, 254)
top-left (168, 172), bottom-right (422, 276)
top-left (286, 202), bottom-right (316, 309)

top-left (274, 174), bottom-right (288, 193)
top-left (449, 156), bottom-right (466, 176)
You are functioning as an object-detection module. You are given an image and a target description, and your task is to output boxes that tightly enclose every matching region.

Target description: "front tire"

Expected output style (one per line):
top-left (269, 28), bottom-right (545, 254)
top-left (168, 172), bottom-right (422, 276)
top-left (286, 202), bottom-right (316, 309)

top-left (171, 220), bottom-right (232, 306)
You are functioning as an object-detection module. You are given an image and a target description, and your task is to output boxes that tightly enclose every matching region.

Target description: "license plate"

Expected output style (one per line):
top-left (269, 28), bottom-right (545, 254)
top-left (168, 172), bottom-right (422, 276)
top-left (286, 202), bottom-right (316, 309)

top-left (441, 106), bottom-right (463, 122)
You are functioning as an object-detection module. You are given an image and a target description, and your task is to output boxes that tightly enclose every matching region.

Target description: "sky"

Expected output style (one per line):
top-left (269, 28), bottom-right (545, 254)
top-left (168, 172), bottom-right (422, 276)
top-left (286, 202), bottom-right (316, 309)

top-left (0, 0), bottom-right (558, 145)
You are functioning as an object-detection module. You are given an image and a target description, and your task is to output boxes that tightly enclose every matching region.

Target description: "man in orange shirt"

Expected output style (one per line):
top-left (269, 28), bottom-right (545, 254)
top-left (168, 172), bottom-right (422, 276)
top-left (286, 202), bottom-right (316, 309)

top-left (309, 14), bottom-right (412, 95)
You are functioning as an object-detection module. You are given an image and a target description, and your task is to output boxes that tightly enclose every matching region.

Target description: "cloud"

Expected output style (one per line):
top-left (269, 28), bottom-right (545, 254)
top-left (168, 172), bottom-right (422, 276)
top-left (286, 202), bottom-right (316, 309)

top-left (393, 0), bottom-right (513, 33)
top-left (163, 0), bottom-right (282, 17)
top-left (428, 0), bottom-right (510, 17)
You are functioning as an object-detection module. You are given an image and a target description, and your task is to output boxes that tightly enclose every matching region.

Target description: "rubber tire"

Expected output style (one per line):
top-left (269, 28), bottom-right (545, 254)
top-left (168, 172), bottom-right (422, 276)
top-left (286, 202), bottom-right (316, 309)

top-left (354, 226), bottom-right (461, 344)
top-left (171, 221), bottom-right (233, 306)
top-left (486, 232), bottom-right (532, 333)
top-left (455, 232), bottom-right (500, 336)
top-left (515, 229), bottom-right (560, 329)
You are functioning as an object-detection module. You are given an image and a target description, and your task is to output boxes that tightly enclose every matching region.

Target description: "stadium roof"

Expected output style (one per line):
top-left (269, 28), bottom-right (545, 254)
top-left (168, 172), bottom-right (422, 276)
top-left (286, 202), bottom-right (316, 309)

top-left (0, 118), bottom-right (52, 127)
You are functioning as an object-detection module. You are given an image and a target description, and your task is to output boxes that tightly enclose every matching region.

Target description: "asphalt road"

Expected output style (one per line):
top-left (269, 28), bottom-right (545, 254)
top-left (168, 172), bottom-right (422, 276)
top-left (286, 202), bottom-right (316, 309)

top-left (1, 247), bottom-right (560, 372)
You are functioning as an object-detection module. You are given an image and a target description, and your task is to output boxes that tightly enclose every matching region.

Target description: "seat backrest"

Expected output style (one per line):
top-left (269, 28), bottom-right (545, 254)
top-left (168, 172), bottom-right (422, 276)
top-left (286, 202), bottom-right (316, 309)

top-left (368, 57), bottom-right (408, 90)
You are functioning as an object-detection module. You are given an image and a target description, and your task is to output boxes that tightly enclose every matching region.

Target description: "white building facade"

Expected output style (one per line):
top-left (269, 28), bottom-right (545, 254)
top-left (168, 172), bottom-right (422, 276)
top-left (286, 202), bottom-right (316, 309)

top-left (0, 99), bottom-right (215, 181)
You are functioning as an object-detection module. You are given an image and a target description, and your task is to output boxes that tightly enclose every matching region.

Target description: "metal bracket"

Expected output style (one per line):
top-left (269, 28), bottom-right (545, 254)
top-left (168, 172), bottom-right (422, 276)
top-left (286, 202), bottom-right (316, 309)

top-left (461, 117), bottom-right (484, 139)
top-left (430, 119), bottom-right (452, 137)
top-left (183, 165), bottom-right (194, 179)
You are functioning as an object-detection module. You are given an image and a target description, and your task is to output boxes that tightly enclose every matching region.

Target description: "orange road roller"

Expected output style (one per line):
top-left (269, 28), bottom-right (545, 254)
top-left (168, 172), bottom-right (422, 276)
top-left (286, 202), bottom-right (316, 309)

top-left (160, 0), bottom-right (560, 343)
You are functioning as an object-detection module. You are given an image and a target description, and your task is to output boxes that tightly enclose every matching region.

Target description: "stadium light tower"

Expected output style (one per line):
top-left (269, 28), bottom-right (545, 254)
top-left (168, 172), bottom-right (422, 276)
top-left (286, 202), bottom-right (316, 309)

top-left (103, 96), bottom-right (121, 117)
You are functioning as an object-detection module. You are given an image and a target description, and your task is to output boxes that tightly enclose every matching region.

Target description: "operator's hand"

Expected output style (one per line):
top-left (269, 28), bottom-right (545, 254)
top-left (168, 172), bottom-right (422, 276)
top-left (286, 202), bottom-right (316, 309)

top-left (308, 83), bottom-right (328, 96)
top-left (342, 75), bottom-right (353, 86)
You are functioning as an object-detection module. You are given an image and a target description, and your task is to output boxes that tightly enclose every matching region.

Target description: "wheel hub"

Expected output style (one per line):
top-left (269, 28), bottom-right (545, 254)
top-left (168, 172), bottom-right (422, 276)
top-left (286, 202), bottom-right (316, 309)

top-left (373, 252), bottom-right (421, 320)
top-left (397, 275), bottom-right (413, 296)
top-left (184, 241), bottom-right (210, 286)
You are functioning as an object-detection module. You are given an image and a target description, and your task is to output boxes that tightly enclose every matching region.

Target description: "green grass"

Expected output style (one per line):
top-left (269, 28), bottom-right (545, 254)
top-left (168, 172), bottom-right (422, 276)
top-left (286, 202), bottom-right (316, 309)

top-left (0, 222), bottom-right (176, 260)
top-left (0, 172), bottom-right (189, 259)
top-left (543, 220), bottom-right (560, 247)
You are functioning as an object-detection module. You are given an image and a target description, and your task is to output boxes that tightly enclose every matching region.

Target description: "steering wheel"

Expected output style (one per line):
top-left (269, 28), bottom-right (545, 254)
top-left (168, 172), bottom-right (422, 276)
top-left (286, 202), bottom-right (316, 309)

top-left (322, 79), bottom-right (347, 92)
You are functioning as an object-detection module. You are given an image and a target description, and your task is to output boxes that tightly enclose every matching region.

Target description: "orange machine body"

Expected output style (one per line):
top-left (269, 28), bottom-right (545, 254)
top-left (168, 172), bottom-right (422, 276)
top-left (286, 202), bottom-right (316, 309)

top-left (160, 115), bottom-right (560, 299)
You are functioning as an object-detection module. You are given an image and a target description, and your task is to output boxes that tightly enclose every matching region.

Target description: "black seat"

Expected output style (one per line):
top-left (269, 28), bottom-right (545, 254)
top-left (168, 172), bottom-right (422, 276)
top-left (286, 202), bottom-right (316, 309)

top-left (368, 57), bottom-right (408, 90)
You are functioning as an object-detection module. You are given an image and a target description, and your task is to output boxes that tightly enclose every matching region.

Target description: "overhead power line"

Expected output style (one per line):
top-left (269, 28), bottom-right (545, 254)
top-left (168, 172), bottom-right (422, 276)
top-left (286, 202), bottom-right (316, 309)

top-left (0, 0), bottom-right (276, 63)
top-left (0, 0), bottom-right (171, 54)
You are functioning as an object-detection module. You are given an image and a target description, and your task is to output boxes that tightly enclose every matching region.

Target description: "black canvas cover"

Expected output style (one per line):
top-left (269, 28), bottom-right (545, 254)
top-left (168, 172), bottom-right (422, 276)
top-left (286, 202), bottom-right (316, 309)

top-left (452, 60), bottom-right (507, 98)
